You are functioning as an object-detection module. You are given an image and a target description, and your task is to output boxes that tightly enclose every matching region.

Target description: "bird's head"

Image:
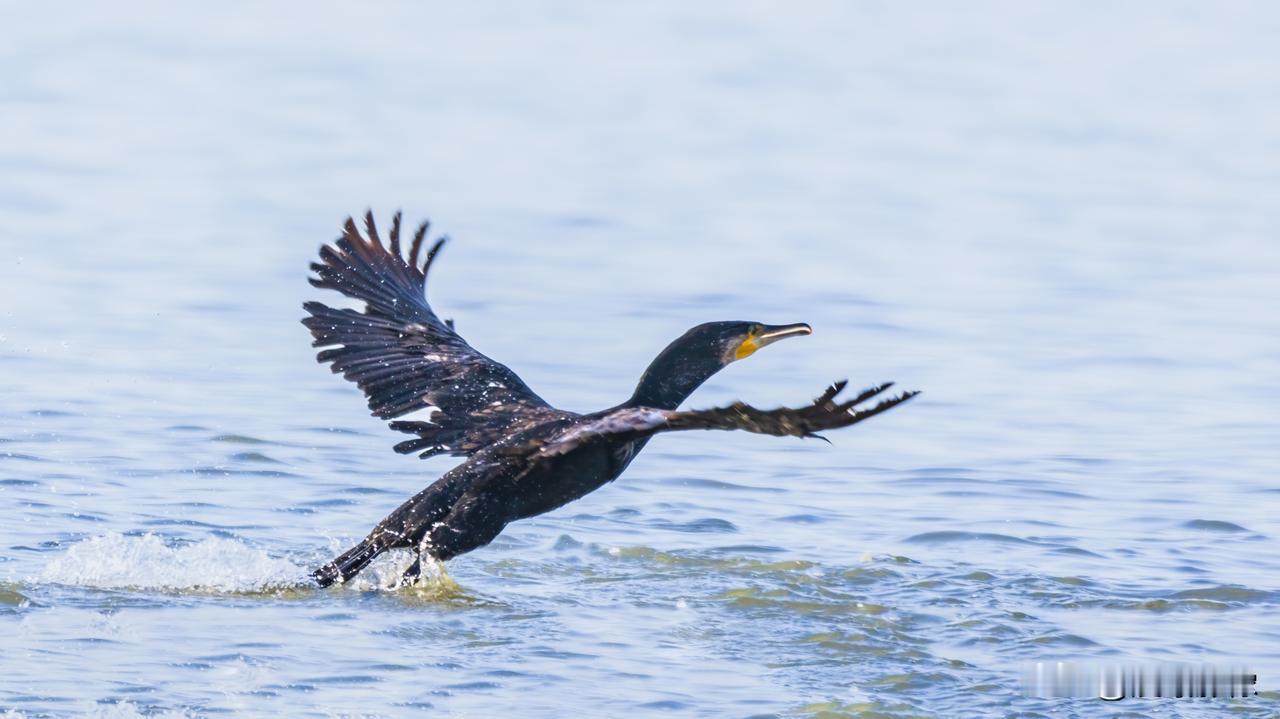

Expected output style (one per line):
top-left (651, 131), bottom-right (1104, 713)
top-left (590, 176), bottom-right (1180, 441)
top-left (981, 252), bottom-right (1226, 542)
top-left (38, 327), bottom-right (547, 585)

top-left (627, 320), bottom-right (813, 410)
top-left (686, 321), bottom-right (814, 366)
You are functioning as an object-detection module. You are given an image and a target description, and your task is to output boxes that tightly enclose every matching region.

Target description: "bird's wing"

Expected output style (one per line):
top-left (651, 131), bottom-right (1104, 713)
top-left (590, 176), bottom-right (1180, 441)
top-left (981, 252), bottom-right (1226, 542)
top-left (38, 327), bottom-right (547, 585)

top-left (512, 381), bottom-right (918, 460)
top-left (303, 212), bottom-right (565, 458)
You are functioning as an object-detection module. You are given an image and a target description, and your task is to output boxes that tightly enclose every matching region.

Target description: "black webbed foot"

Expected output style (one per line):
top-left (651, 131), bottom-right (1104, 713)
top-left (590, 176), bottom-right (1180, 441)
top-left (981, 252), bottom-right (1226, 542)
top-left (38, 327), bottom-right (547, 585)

top-left (400, 554), bottom-right (423, 586)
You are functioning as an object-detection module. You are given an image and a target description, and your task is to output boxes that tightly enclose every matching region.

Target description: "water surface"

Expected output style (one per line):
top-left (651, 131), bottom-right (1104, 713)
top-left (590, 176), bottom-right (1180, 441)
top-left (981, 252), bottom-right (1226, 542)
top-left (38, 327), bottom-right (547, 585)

top-left (2, 2), bottom-right (1279, 717)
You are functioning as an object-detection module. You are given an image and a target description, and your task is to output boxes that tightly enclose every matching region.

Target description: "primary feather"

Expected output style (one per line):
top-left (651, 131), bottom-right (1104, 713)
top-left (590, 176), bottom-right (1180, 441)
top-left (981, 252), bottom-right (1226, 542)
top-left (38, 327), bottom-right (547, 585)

top-left (301, 211), bottom-right (568, 458)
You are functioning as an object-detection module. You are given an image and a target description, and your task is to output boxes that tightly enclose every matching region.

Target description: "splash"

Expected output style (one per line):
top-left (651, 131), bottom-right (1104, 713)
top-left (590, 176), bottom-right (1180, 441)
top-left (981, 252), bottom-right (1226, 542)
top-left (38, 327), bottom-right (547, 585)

top-left (344, 549), bottom-right (467, 600)
top-left (39, 533), bottom-right (306, 593)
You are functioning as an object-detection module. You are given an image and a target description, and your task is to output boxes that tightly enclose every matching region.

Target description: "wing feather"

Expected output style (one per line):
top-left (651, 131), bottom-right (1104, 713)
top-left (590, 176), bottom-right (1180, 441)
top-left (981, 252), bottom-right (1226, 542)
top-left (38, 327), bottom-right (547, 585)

top-left (518, 381), bottom-right (918, 459)
top-left (303, 213), bottom-right (568, 458)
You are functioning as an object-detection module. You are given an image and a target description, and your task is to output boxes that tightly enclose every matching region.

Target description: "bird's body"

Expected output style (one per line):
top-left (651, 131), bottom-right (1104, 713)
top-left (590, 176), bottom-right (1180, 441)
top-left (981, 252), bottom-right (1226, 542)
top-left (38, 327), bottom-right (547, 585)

top-left (305, 213), bottom-right (916, 587)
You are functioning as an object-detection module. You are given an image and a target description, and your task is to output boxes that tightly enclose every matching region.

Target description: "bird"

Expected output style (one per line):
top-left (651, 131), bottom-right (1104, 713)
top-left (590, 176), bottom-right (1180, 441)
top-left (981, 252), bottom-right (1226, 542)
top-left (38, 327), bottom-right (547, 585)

top-left (304, 212), bottom-right (918, 588)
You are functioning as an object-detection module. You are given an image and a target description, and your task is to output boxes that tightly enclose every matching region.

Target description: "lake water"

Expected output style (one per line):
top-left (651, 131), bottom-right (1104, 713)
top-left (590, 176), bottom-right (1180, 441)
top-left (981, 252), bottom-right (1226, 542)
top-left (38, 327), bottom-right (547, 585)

top-left (2, 2), bottom-right (1278, 717)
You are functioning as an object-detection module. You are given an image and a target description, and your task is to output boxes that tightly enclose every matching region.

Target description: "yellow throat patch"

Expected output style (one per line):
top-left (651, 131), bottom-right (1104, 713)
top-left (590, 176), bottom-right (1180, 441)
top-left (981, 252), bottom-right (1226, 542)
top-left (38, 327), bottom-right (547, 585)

top-left (734, 335), bottom-right (759, 360)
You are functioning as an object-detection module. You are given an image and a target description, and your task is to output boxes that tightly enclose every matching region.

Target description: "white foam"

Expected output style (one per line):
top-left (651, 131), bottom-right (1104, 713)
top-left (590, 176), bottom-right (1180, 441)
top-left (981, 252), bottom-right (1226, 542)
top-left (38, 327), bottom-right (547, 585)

top-left (39, 533), bottom-right (306, 593)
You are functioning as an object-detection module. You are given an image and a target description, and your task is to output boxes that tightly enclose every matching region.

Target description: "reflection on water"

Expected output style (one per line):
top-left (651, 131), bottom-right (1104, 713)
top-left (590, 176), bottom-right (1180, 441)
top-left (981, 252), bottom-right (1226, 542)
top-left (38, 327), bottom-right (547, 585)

top-left (3, 1), bottom-right (1279, 717)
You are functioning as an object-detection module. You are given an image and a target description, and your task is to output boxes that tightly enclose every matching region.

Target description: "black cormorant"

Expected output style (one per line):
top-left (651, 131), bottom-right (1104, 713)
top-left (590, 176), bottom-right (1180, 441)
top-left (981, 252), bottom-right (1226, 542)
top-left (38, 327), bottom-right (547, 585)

top-left (305, 212), bottom-right (918, 587)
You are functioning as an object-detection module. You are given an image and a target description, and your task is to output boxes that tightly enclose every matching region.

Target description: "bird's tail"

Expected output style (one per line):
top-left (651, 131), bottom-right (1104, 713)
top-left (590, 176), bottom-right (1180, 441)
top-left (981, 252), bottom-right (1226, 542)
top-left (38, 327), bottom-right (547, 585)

top-left (312, 538), bottom-right (383, 588)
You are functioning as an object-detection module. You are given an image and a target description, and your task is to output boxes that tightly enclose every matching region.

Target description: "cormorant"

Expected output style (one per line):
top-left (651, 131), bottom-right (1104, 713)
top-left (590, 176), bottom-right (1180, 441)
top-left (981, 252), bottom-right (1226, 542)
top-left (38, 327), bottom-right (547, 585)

top-left (305, 212), bottom-right (918, 587)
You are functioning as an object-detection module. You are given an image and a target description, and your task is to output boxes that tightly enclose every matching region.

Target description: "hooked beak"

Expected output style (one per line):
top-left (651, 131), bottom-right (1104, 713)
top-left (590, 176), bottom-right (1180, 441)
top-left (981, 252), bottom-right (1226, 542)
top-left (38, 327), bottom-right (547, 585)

top-left (757, 322), bottom-right (813, 347)
top-left (734, 322), bottom-right (813, 360)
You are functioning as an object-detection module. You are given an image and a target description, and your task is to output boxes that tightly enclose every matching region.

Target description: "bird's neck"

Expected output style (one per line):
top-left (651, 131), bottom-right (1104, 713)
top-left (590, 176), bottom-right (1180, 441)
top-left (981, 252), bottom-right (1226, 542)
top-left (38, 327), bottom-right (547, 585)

top-left (624, 343), bottom-right (725, 411)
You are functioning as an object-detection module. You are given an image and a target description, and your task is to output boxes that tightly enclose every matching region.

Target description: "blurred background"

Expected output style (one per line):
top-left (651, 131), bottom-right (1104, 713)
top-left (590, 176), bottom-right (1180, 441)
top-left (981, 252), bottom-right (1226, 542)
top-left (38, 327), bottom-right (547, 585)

top-left (1, 2), bottom-right (1277, 717)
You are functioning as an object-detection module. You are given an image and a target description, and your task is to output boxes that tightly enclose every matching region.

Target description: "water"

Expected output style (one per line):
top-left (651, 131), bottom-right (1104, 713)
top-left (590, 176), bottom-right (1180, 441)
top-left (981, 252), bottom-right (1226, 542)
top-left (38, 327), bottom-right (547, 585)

top-left (3, 2), bottom-right (1279, 716)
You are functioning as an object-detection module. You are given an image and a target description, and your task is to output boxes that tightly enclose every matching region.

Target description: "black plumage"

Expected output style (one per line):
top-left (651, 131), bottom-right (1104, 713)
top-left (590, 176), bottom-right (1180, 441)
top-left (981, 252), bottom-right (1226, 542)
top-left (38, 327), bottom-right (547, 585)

top-left (305, 212), bottom-right (918, 587)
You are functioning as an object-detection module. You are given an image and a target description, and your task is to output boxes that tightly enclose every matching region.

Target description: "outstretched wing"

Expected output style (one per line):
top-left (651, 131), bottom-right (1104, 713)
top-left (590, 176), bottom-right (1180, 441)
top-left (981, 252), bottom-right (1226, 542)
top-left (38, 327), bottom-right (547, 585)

top-left (303, 212), bottom-right (567, 458)
top-left (517, 381), bottom-right (918, 460)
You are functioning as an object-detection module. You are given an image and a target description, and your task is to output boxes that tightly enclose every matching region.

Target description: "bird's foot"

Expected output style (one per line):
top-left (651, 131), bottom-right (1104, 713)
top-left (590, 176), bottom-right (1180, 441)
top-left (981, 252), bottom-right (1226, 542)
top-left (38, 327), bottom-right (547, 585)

top-left (399, 555), bottom-right (423, 586)
top-left (399, 546), bottom-right (456, 592)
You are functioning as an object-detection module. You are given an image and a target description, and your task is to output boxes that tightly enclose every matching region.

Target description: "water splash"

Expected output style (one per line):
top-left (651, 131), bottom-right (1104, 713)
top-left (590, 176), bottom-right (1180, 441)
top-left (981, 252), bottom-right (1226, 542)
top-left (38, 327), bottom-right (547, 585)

top-left (343, 549), bottom-right (467, 600)
top-left (38, 533), bottom-right (306, 593)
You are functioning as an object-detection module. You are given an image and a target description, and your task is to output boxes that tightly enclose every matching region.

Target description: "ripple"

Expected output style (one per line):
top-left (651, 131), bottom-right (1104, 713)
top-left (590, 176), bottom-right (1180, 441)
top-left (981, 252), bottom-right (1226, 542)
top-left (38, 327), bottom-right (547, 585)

top-left (1049, 546), bottom-right (1105, 558)
top-left (1123, 598), bottom-right (1231, 612)
top-left (228, 452), bottom-right (283, 464)
top-left (27, 409), bottom-right (76, 417)
top-left (189, 467), bottom-right (298, 478)
top-left (719, 585), bottom-right (889, 616)
top-left (637, 700), bottom-right (689, 710)
top-left (1049, 455), bottom-right (1110, 466)
top-left (339, 486), bottom-right (400, 495)
top-left (655, 517), bottom-right (738, 533)
top-left (302, 674), bottom-right (380, 685)
top-left (605, 546), bottom-right (815, 575)
top-left (303, 426), bottom-right (367, 436)
top-left (1170, 585), bottom-right (1274, 603)
top-left (444, 680), bottom-right (501, 691)
top-left (909, 466), bottom-right (977, 476)
top-left (0, 452), bottom-right (45, 463)
top-left (708, 544), bottom-right (788, 555)
top-left (1183, 519), bottom-right (1252, 533)
top-left (775, 513), bottom-right (827, 524)
top-left (1026, 631), bottom-right (1097, 648)
top-left (656, 477), bottom-right (784, 493)
top-left (0, 586), bottom-right (29, 606)
top-left (301, 498), bottom-right (358, 508)
top-left (903, 531), bottom-right (1038, 546)
top-left (1021, 488), bottom-right (1093, 499)
top-left (6, 700), bottom-right (197, 718)
top-left (552, 534), bottom-right (583, 551)
top-left (210, 433), bottom-right (275, 445)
